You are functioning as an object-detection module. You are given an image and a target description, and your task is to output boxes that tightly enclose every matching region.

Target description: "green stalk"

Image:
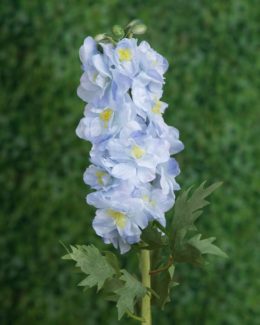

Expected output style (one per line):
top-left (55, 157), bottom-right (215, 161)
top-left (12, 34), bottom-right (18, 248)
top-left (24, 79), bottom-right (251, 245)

top-left (140, 249), bottom-right (152, 325)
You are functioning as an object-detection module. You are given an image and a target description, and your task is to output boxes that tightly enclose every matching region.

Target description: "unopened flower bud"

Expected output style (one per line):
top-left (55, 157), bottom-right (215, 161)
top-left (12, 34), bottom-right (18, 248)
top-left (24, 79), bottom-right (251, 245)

top-left (112, 25), bottom-right (124, 38)
top-left (131, 24), bottom-right (147, 35)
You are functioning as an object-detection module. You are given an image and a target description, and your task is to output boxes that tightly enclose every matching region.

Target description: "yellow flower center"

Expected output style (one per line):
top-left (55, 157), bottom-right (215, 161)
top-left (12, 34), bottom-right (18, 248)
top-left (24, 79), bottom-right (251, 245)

top-left (108, 209), bottom-right (126, 229)
top-left (118, 48), bottom-right (132, 62)
top-left (151, 100), bottom-right (162, 114)
top-left (142, 195), bottom-right (156, 206)
top-left (95, 171), bottom-right (106, 185)
top-left (99, 108), bottom-right (113, 128)
top-left (131, 145), bottom-right (145, 159)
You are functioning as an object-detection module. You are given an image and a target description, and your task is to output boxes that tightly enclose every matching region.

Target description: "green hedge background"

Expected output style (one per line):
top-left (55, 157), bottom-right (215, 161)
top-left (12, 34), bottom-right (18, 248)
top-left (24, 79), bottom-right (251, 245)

top-left (1, 0), bottom-right (259, 324)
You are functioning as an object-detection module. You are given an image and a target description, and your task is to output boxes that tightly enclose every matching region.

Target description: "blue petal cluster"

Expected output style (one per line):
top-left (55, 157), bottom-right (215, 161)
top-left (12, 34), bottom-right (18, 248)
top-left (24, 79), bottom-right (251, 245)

top-left (77, 36), bottom-right (184, 253)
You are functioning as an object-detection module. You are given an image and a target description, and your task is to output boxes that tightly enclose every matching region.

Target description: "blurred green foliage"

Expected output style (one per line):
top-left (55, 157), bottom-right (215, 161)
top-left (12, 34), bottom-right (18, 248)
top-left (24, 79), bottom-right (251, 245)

top-left (1, 0), bottom-right (259, 324)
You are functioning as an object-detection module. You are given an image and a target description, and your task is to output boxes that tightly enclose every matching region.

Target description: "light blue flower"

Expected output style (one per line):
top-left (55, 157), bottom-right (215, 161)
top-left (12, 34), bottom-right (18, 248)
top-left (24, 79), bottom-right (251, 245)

top-left (93, 210), bottom-right (136, 254)
top-left (139, 40), bottom-right (169, 78)
top-left (118, 119), bottom-right (146, 139)
top-left (133, 184), bottom-right (174, 226)
top-left (93, 214), bottom-right (132, 253)
top-left (76, 35), bottom-right (184, 253)
top-left (88, 185), bottom-right (150, 253)
top-left (147, 119), bottom-right (184, 155)
top-left (165, 125), bottom-right (185, 155)
top-left (76, 96), bottom-right (135, 144)
top-left (106, 134), bottom-right (170, 183)
top-left (87, 120), bottom-right (143, 171)
top-left (77, 37), bottom-right (115, 105)
top-left (83, 165), bottom-right (113, 190)
top-left (79, 36), bottom-right (98, 68)
top-left (132, 71), bottom-right (163, 109)
top-left (156, 158), bottom-right (181, 195)
top-left (87, 183), bottom-right (149, 228)
top-left (89, 145), bottom-right (112, 169)
top-left (87, 181), bottom-right (135, 209)
top-left (102, 38), bottom-right (140, 78)
top-left (135, 96), bottom-right (168, 122)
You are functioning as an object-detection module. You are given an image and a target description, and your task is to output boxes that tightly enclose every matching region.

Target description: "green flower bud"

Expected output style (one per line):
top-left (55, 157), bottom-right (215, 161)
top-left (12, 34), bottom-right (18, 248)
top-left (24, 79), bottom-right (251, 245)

top-left (112, 25), bottom-right (124, 38)
top-left (127, 19), bottom-right (142, 28)
top-left (95, 33), bottom-right (107, 42)
top-left (131, 24), bottom-right (147, 35)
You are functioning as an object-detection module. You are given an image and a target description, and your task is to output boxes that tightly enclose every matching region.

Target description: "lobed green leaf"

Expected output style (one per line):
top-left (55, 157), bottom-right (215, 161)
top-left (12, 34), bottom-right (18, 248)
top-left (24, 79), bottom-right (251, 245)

top-left (188, 234), bottom-right (228, 258)
top-left (151, 265), bottom-right (175, 309)
top-left (114, 270), bottom-right (147, 320)
top-left (65, 245), bottom-right (116, 291)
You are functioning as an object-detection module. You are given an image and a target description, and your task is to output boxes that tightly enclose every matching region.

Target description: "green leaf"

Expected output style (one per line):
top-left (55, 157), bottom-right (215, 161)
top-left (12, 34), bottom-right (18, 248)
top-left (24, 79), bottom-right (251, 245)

top-left (188, 234), bottom-right (228, 258)
top-left (152, 265), bottom-right (175, 309)
top-left (104, 251), bottom-right (121, 276)
top-left (63, 245), bottom-right (147, 320)
top-left (170, 181), bottom-right (222, 248)
top-left (114, 270), bottom-right (147, 320)
top-left (141, 222), bottom-right (168, 250)
top-left (61, 253), bottom-right (72, 260)
top-left (172, 182), bottom-right (222, 232)
top-left (173, 235), bottom-right (227, 266)
top-left (65, 245), bottom-right (116, 291)
top-left (169, 182), bottom-right (227, 265)
top-left (151, 248), bottom-right (163, 271)
top-left (101, 278), bottom-right (124, 302)
top-left (174, 243), bottom-right (205, 266)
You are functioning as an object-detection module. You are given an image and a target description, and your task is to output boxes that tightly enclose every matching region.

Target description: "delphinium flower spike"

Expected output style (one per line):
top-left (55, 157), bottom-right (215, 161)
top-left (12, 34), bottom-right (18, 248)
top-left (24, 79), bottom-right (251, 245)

top-left (76, 27), bottom-right (183, 254)
top-left (63, 21), bottom-right (227, 325)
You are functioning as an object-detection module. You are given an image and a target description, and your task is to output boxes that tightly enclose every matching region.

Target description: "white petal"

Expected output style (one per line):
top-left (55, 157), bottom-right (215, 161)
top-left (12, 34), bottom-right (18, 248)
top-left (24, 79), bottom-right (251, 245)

top-left (111, 163), bottom-right (136, 180)
top-left (79, 37), bottom-right (97, 63)
top-left (137, 167), bottom-right (155, 183)
top-left (92, 54), bottom-right (110, 77)
top-left (92, 210), bottom-right (116, 236)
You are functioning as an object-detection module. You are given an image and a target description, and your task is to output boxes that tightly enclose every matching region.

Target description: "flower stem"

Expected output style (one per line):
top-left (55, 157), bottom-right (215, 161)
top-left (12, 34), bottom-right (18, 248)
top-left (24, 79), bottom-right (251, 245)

top-left (140, 249), bottom-right (152, 325)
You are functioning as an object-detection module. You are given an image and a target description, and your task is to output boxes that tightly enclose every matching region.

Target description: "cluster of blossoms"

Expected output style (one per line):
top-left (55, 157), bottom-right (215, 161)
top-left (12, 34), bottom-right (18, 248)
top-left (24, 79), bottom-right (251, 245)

top-left (76, 36), bottom-right (184, 253)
